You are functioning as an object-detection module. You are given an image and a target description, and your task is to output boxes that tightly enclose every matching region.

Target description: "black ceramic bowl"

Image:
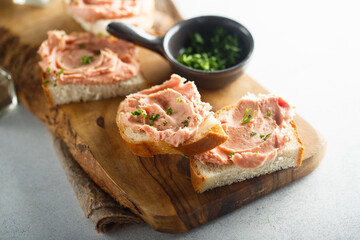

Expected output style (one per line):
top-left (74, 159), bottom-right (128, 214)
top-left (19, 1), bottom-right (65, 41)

top-left (107, 16), bottom-right (254, 89)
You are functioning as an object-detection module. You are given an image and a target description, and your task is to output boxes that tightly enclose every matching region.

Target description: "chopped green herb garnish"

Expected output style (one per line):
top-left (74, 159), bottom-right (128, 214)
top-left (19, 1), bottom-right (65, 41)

top-left (149, 114), bottom-right (160, 126)
top-left (266, 112), bottom-right (272, 116)
top-left (263, 133), bottom-right (271, 140)
top-left (55, 69), bottom-right (64, 77)
top-left (149, 114), bottom-right (160, 121)
top-left (81, 56), bottom-right (93, 64)
top-left (79, 45), bottom-right (85, 49)
top-left (256, 151), bottom-right (259, 154)
top-left (229, 152), bottom-right (235, 157)
top-left (95, 50), bottom-right (101, 55)
top-left (163, 120), bottom-right (168, 126)
top-left (176, 98), bottom-right (182, 102)
top-left (181, 119), bottom-right (189, 127)
top-left (166, 107), bottom-right (173, 115)
top-left (251, 131), bottom-right (257, 136)
top-left (53, 80), bottom-right (57, 87)
top-left (44, 79), bottom-right (49, 84)
top-left (260, 133), bottom-right (272, 141)
top-left (46, 67), bottom-right (51, 72)
top-left (177, 27), bottom-right (242, 71)
top-left (187, 116), bottom-right (191, 119)
top-left (131, 109), bottom-right (143, 116)
top-left (242, 108), bottom-right (257, 124)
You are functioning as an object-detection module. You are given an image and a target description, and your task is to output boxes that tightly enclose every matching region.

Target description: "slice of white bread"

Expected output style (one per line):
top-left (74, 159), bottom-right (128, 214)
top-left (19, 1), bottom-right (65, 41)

top-left (190, 105), bottom-right (304, 193)
top-left (41, 71), bottom-right (149, 106)
top-left (117, 111), bottom-right (228, 157)
top-left (65, 0), bottom-right (155, 36)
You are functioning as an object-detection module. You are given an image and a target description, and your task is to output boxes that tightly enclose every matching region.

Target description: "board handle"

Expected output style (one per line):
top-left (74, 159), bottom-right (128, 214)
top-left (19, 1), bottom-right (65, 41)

top-left (107, 22), bottom-right (164, 56)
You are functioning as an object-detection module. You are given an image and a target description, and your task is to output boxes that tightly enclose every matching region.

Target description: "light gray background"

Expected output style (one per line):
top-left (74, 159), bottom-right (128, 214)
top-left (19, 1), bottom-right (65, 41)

top-left (1, 0), bottom-right (360, 239)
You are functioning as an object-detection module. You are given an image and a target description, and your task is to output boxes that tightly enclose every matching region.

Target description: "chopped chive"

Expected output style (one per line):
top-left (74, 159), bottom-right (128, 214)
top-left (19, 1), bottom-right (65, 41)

top-left (163, 120), bottom-right (168, 126)
top-left (166, 107), bottom-right (173, 115)
top-left (176, 97), bottom-right (182, 102)
top-left (131, 109), bottom-right (143, 116)
top-left (46, 67), bottom-right (51, 72)
top-left (149, 114), bottom-right (160, 126)
top-left (256, 151), bottom-right (259, 154)
top-left (181, 119), bottom-right (189, 127)
top-left (176, 27), bottom-right (242, 71)
top-left (55, 69), bottom-right (64, 77)
top-left (95, 50), bottom-right (101, 55)
top-left (149, 114), bottom-right (160, 121)
top-left (266, 112), bottom-right (272, 116)
top-left (187, 116), bottom-right (191, 119)
top-left (260, 133), bottom-right (272, 141)
top-left (242, 108), bottom-right (257, 124)
top-left (263, 133), bottom-right (272, 140)
top-left (81, 56), bottom-right (93, 64)
top-left (44, 79), bottom-right (49, 84)
top-left (229, 152), bottom-right (235, 157)
top-left (251, 131), bottom-right (257, 136)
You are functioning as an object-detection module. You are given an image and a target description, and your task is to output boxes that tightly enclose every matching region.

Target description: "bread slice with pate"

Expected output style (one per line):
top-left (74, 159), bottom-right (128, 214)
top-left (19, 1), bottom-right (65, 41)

top-left (38, 30), bottom-right (149, 105)
top-left (190, 94), bottom-right (304, 193)
top-left (116, 74), bottom-right (228, 157)
top-left (65, 0), bottom-right (155, 36)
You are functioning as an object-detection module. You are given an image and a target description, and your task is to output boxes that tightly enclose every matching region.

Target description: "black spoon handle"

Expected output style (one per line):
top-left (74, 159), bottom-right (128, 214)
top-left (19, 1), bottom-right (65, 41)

top-left (107, 22), bottom-right (164, 55)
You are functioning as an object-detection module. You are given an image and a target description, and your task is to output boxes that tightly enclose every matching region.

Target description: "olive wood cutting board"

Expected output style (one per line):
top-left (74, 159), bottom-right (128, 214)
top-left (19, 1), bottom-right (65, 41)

top-left (1, 0), bottom-right (326, 233)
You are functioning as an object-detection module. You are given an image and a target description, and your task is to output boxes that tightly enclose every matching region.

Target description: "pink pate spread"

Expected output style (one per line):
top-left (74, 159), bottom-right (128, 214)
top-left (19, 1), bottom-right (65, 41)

top-left (38, 30), bottom-right (139, 85)
top-left (119, 74), bottom-right (212, 147)
top-left (194, 94), bottom-right (295, 168)
top-left (67, 0), bottom-right (147, 22)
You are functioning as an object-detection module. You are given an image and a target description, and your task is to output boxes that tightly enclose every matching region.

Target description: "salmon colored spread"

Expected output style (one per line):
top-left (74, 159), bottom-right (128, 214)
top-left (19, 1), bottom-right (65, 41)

top-left (194, 94), bottom-right (295, 168)
top-left (38, 30), bottom-right (139, 85)
top-left (67, 0), bottom-right (147, 22)
top-left (119, 74), bottom-right (212, 147)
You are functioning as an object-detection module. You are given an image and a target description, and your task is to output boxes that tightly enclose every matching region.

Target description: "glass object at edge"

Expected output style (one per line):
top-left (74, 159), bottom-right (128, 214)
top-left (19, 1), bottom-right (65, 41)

top-left (0, 67), bottom-right (18, 118)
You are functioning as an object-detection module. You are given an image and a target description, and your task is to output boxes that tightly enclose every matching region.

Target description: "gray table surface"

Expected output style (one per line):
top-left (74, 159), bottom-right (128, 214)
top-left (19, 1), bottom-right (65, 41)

top-left (1, 0), bottom-right (360, 239)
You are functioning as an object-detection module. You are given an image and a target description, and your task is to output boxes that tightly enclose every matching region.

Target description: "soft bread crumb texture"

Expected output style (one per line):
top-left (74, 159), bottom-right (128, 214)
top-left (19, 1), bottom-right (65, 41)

top-left (43, 73), bottom-right (148, 105)
top-left (191, 124), bottom-right (303, 193)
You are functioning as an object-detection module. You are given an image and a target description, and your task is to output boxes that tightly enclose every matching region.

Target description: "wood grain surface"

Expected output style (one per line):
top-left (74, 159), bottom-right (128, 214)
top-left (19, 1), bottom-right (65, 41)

top-left (0, 0), bottom-right (326, 233)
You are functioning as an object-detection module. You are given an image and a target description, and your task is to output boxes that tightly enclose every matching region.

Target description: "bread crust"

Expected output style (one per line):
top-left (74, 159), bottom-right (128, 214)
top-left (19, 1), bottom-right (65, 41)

top-left (41, 70), bottom-right (150, 106)
top-left (116, 100), bottom-right (228, 157)
top-left (290, 120), bottom-right (304, 166)
top-left (190, 105), bottom-right (305, 193)
top-left (41, 71), bottom-right (55, 107)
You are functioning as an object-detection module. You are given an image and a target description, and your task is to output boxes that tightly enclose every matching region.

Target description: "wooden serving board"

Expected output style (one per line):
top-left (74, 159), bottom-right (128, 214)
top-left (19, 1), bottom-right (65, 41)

top-left (0, 0), bottom-right (326, 233)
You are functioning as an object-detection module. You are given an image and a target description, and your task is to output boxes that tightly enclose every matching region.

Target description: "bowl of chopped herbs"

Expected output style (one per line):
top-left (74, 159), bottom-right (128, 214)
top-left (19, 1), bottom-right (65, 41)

top-left (107, 15), bottom-right (254, 89)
